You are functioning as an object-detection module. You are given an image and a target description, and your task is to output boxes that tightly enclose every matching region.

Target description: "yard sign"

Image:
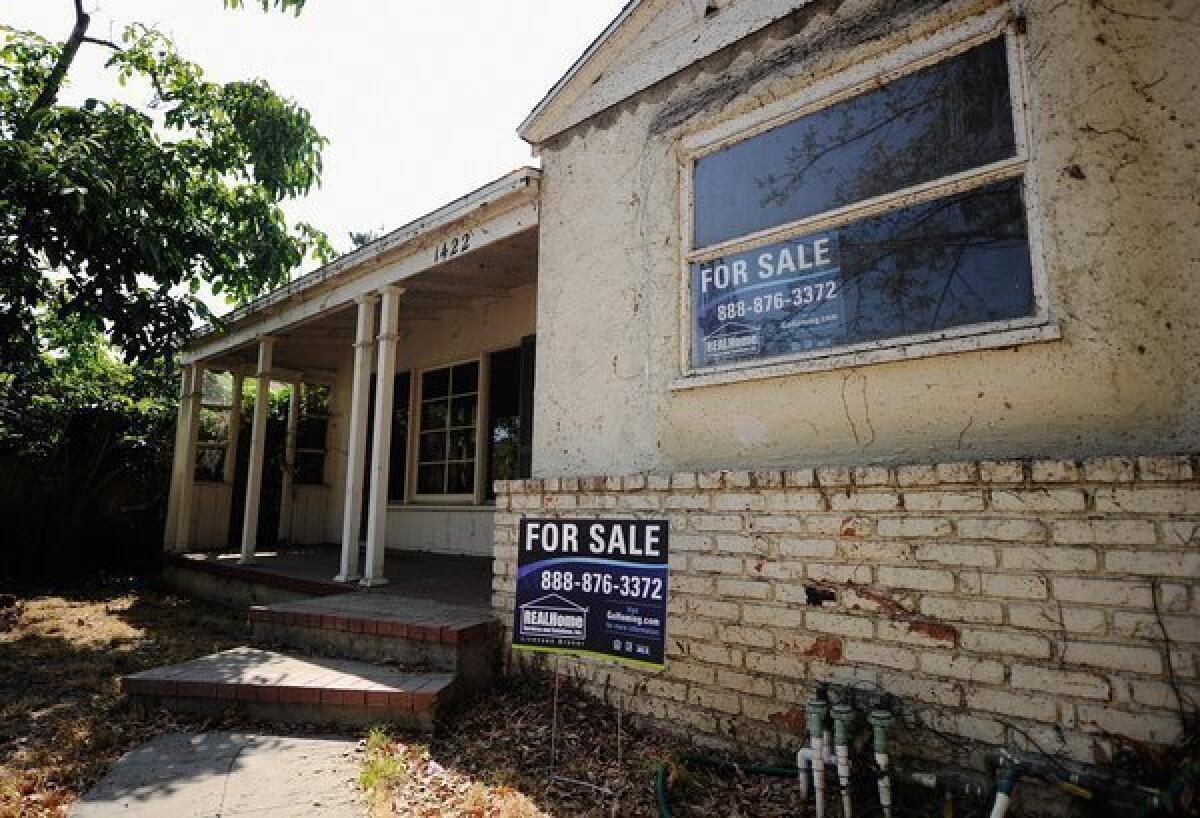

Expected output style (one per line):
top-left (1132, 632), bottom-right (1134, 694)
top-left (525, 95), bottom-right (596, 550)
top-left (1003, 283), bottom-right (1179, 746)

top-left (512, 518), bottom-right (669, 669)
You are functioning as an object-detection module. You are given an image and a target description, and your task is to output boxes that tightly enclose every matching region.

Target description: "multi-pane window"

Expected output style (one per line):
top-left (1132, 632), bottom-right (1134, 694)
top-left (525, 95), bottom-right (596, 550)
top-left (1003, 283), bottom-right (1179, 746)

top-left (416, 361), bottom-right (479, 497)
top-left (295, 383), bottom-right (330, 485)
top-left (195, 371), bottom-right (234, 482)
top-left (685, 32), bottom-right (1039, 374)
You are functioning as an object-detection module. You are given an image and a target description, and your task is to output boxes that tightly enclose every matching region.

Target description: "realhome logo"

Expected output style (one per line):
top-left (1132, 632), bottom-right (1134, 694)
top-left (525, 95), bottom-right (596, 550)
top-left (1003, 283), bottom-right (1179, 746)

top-left (518, 593), bottom-right (588, 640)
top-left (703, 322), bottom-right (760, 360)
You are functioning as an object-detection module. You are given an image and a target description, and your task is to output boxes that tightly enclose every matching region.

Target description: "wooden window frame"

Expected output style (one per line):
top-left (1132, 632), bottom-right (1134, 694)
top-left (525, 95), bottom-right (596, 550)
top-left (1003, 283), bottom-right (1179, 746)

top-left (409, 355), bottom-right (484, 505)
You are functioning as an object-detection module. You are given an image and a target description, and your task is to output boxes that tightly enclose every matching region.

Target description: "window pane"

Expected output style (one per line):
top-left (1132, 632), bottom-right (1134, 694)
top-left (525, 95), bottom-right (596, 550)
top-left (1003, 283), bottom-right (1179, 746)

top-left (300, 383), bottom-right (330, 415)
top-left (693, 38), bottom-right (1015, 248)
top-left (201, 371), bottom-right (232, 405)
top-left (197, 408), bottom-right (228, 444)
top-left (417, 463), bottom-right (445, 494)
top-left (295, 451), bottom-right (325, 485)
top-left (690, 178), bottom-right (1033, 368)
top-left (447, 463), bottom-right (474, 494)
top-left (450, 395), bottom-right (477, 428)
top-left (297, 416), bottom-right (327, 450)
top-left (486, 347), bottom-right (523, 494)
top-left (419, 431), bottom-right (447, 463)
top-left (448, 429), bottom-right (475, 461)
top-left (452, 361), bottom-right (479, 395)
top-left (421, 399), bottom-right (449, 430)
top-left (387, 372), bottom-right (410, 504)
top-left (422, 367), bottom-right (450, 399)
top-left (195, 447), bottom-right (225, 482)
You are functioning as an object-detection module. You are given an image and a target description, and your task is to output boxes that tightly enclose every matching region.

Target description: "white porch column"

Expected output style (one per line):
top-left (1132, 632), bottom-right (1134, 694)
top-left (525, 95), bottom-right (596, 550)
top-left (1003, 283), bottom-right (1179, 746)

top-left (173, 363), bottom-right (203, 551)
top-left (278, 381), bottom-right (301, 544)
top-left (223, 373), bottom-right (244, 485)
top-left (336, 294), bottom-right (379, 582)
top-left (361, 285), bottom-right (402, 587)
top-left (240, 338), bottom-right (275, 563)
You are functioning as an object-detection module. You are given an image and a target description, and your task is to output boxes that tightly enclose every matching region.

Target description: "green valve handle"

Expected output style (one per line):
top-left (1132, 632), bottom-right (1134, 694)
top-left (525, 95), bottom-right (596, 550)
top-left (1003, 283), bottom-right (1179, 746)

top-left (868, 709), bottom-right (893, 754)
top-left (831, 704), bottom-right (855, 745)
top-left (806, 696), bottom-right (828, 740)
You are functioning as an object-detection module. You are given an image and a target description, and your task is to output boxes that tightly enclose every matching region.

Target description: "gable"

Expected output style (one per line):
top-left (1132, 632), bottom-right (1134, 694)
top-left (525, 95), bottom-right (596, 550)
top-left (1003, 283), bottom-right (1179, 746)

top-left (519, 0), bottom-right (812, 145)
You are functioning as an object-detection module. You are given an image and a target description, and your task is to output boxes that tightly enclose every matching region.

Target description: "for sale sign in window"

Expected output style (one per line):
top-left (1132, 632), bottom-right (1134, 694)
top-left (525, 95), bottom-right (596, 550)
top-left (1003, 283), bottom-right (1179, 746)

top-left (512, 518), bottom-right (669, 669)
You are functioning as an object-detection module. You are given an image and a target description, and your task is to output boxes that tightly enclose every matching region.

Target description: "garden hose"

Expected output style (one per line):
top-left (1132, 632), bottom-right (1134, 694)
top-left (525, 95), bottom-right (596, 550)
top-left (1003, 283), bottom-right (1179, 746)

top-left (653, 764), bottom-right (671, 818)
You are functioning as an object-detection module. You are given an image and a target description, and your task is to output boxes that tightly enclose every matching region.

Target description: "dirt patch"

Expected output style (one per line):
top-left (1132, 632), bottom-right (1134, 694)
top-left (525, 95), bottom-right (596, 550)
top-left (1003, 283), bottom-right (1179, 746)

top-left (0, 578), bottom-right (248, 817)
top-left (362, 673), bottom-right (806, 817)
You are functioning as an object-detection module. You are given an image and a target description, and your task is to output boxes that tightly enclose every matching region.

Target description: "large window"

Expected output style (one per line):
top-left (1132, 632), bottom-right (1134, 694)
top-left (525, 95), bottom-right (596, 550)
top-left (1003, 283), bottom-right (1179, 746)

top-left (416, 360), bottom-right (479, 497)
top-left (683, 25), bottom-right (1047, 378)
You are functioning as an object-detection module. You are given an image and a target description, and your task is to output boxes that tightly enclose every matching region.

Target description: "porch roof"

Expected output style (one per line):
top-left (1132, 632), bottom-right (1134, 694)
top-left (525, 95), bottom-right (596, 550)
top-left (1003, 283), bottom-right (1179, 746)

top-left (183, 167), bottom-right (540, 368)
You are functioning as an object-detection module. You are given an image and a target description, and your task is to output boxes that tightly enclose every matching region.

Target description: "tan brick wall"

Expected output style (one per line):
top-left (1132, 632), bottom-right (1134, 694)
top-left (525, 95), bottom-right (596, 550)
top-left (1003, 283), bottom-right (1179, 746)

top-left (492, 454), bottom-right (1199, 763)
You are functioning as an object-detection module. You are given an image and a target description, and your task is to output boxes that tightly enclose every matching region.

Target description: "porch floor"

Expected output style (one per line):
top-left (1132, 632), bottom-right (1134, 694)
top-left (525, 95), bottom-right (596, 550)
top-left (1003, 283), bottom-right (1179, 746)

top-left (176, 546), bottom-right (493, 609)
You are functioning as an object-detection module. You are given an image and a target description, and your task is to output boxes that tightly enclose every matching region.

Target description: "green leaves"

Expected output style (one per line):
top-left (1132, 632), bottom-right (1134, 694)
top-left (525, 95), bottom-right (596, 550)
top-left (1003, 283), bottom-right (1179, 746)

top-left (223, 0), bottom-right (307, 14)
top-left (0, 9), bottom-right (328, 374)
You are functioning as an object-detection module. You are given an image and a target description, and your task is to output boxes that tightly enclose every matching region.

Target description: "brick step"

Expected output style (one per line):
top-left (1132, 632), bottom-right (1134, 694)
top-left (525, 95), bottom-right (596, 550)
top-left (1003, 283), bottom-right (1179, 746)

top-left (122, 647), bottom-right (455, 730)
top-left (248, 593), bottom-right (501, 687)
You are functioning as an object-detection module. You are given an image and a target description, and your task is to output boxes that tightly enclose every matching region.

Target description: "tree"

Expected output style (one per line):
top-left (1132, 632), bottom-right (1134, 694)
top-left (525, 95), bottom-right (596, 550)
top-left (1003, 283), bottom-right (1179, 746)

top-left (348, 227), bottom-right (385, 250)
top-left (0, 0), bottom-right (333, 376)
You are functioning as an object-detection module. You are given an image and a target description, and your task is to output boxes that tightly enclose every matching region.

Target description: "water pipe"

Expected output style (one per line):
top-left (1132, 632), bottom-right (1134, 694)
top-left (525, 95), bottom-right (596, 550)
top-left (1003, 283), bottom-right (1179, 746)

top-left (806, 692), bottom-right (830, 818)
top-left (868, 707), bottom-right (894, 818)
top-left (832, 703), bottom-right (856, 818)
top-left (988, 761), bottom-right (1027, 818)
top-left (653, 764), bottom-right (671, 818)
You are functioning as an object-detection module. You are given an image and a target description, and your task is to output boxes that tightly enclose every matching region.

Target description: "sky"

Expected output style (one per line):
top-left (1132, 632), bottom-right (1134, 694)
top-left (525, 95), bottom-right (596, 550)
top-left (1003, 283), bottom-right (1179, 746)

top-left (2, 0), bottom-right (627, 265)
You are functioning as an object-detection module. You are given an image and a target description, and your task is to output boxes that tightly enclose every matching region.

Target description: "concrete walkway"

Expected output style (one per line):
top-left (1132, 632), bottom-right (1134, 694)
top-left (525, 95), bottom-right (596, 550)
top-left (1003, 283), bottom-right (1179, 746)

top-left (69, 733), bottom-right (364, 817)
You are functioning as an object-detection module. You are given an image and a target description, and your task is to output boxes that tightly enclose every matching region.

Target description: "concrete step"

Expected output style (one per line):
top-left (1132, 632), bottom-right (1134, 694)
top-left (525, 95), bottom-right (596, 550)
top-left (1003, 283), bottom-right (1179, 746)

top-left (248, 593), bottom-right (501, 687)
top-left (122, 647), bottom-right (455, 730)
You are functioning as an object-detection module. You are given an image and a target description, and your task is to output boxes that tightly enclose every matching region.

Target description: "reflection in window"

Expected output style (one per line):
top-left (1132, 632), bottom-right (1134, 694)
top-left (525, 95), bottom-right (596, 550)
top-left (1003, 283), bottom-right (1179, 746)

top-left (195, 373), bottom-right (234, 483)
top-left (417, 361), bottom-right (479, 496)
top-left (687, 34), bottom-right (1036, 372)
top-left (690, 180), bottom-right (1032, 367)
top-left (693, 37), bottom-right (1015, 248)
top-left (486, 347), bottom-right (522, 497)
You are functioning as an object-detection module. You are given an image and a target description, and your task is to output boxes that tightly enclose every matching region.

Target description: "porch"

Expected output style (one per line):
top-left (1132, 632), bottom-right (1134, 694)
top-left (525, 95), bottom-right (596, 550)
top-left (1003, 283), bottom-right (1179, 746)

top-left (162, 168), bottom-right (540, 594)
top-left (164, 547), bottom-right (493, 609)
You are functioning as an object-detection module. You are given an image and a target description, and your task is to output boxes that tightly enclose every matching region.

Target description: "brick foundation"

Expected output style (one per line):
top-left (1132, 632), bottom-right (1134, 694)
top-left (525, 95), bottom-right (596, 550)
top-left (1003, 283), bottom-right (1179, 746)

top-left (492, 454), bottom-right (1199, 765)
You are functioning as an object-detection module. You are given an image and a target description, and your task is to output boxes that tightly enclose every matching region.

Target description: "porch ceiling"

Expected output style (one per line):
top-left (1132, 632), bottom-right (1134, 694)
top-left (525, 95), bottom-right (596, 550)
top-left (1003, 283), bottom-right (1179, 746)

top-left (202, 226), bottom-right (537, 378)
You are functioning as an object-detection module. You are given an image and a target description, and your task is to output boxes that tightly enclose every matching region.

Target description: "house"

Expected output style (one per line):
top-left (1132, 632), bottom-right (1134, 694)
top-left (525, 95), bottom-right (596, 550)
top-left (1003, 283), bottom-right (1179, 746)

top-left (156, 0), bottom-right (1198, 773)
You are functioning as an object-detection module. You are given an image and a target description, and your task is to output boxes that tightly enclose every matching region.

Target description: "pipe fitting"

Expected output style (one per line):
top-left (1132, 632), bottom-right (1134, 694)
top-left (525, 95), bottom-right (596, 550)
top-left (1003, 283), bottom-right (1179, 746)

top-left (868, 708), bottom-right (893, 754)
top-left (831, 703), bottom-right (855, 746)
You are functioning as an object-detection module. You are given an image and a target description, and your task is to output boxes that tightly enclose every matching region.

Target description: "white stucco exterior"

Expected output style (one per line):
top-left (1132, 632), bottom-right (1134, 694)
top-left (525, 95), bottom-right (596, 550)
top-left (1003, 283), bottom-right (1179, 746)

top-left (526, 0), bottom-right (1199, 476)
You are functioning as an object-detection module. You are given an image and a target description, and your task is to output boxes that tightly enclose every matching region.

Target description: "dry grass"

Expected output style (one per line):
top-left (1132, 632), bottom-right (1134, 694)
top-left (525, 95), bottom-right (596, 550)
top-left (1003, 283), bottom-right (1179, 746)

top-left (0, 579), bottom-right (246, 818)
top-left (361, 674), bottom-right (806, 818)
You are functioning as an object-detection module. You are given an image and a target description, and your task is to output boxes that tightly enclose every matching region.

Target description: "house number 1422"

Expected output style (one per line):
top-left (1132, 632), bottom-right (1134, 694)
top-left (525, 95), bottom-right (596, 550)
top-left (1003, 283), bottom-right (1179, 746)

top-left (434, 233), bottom-right (471, 262)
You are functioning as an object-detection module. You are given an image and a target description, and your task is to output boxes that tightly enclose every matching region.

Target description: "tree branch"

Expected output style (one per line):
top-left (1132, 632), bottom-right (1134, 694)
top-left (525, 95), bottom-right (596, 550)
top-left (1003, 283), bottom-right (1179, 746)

top-left (82, 35), bottom-right (122, 51)
top-left (16, 0), bottom-right (92, 139)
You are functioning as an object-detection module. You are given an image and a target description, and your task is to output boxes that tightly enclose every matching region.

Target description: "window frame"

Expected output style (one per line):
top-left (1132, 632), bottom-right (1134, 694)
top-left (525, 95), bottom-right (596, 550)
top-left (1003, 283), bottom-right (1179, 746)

top-left (674, 10), bottom-right (1056, 389)
top-left (294, 382), bottom-right (331, 487)
top-left (194, 403), bottom-right (230, 484)
top-left (410, 355), bottom-right (485, 505)
top-left (194, 370), bottom-right (235, 484)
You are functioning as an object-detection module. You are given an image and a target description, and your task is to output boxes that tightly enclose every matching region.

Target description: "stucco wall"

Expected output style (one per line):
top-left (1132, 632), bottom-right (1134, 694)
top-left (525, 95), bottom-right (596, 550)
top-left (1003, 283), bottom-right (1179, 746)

top-left (531, 0), bottom-right (1199, 476)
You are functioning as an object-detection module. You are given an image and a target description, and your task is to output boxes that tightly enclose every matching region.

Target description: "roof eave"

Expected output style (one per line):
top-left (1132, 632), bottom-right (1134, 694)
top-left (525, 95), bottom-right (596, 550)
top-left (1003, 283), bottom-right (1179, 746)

top-left (184, 166), bottom-right (541, 352)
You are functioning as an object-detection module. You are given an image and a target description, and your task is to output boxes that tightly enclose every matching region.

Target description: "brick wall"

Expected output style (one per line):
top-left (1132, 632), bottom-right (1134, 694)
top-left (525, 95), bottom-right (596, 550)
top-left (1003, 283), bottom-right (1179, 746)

top-left (492, 455), bottom-right (1199, 765)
